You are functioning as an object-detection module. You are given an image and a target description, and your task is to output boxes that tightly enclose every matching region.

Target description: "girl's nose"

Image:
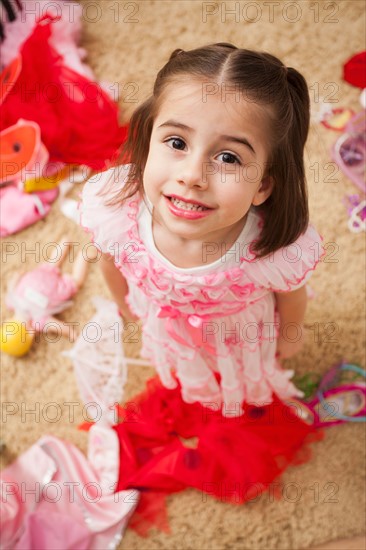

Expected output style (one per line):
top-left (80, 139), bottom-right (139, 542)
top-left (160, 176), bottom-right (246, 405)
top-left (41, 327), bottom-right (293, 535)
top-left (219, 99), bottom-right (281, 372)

top-left (176, 155), bottom-right (210, 189)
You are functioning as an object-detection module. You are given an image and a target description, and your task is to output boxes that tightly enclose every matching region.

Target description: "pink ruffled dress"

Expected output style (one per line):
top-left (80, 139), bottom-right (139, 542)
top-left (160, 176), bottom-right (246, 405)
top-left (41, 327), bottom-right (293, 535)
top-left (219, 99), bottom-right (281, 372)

top-left (80, 165), bottom-right (324, 415)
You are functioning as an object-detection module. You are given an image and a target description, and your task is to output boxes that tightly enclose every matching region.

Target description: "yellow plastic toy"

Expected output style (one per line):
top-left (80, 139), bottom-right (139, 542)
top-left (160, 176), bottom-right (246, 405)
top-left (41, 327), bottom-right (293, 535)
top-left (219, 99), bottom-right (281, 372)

top-left (0, 318), bottom-right (35, 357)
top-left (1, 241), bottom-right (98, 357)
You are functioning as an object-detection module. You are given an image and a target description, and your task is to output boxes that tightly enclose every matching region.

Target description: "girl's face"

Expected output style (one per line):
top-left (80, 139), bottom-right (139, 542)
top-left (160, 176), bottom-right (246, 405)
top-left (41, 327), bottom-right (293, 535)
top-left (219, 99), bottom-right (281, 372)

top-left (143, 80), bottom-right (274, 250)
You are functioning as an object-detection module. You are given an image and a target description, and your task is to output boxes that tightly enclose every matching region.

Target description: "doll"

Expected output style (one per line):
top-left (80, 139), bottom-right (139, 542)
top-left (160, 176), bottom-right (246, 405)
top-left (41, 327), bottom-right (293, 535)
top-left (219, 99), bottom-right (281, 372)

top-left (0, 240), bottom-right (97, 356)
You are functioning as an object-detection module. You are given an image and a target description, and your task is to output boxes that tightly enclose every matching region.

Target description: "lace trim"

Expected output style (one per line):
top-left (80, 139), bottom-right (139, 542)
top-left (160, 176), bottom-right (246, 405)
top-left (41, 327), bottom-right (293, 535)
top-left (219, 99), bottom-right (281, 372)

top-left (122, 197), bottom-right (324, 289)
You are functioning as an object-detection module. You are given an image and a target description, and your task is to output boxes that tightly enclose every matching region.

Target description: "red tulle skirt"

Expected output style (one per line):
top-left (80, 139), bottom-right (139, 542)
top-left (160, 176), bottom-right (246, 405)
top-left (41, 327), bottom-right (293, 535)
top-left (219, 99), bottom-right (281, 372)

top-left (112, 375), bottom-right (324, 536)
top-left (1, 15), bottom-right (127, 170)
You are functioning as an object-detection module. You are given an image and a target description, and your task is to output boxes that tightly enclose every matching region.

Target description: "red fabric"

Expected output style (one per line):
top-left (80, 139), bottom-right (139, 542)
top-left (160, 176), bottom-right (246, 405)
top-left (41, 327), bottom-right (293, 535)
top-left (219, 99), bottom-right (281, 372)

top-left (112, 375), bottom-right (324, 536)
top-left (343, 51), bottom-right (366, 89)
top-left (0, 15), bottom-right (127, 170)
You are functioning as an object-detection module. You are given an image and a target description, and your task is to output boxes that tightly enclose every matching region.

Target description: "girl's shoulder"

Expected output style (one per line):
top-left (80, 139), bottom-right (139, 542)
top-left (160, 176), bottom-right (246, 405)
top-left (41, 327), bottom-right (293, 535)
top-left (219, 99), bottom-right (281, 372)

top-left (241, 213), bottom-right (324, 293)
top-left (80, 164), bottom-right (140, 255)
top-left (81, 164), bottom-right (133, 206)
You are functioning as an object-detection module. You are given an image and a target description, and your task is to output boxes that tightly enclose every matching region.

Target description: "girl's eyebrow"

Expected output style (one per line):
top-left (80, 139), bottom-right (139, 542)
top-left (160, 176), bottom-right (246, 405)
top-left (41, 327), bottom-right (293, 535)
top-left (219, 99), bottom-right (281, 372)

top-left (157, 119), bottom-right (256, 157)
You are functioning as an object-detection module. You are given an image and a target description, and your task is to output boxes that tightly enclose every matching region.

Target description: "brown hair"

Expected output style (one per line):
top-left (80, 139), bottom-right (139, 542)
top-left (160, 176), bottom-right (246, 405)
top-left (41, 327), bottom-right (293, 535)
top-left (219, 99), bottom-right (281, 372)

top-left (110, 42), bottom-right (310, 258)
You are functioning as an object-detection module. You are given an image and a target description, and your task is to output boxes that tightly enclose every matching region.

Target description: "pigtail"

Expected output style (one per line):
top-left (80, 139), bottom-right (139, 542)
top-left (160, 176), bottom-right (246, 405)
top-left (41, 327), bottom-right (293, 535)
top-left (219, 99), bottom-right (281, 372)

top-left (169, 48), bottom-right (184, 60)
top-left (286, 67), bottom-right (311, 149)
top-left (285, 66), bottom-right (310, 227)
top-left (253, 64), bottom-right (310, 256)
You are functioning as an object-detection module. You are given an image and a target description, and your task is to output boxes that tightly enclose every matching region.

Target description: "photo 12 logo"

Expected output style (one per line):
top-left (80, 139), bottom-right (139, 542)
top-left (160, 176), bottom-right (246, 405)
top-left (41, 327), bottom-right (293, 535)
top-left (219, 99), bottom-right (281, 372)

top-left (202, 2), bottom-right (339, 24)
top-left (18, 1), bottom-right (140, 24)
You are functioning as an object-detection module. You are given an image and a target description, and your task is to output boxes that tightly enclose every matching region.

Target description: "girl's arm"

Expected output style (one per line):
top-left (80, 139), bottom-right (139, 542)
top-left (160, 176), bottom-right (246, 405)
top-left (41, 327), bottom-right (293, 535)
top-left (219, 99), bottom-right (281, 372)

top-left (274, 285), bottom-right (307, 360)
top-left (100, 253), bottom-right (139, 322)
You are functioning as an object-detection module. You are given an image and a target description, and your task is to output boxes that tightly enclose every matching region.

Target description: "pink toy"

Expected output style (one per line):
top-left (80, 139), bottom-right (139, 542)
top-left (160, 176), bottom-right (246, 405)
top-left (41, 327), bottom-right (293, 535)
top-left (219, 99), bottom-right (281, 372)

top-left (344, 194), bottom-right (366, 233)
top-left (285, 362), bottom-right (366, 427)
top-left (1, 241), bottom-right (97, 355)
top-left (286, 383), bottom-right (366, 428)
top-left (332, 110), bottom-right (366, 193)
top-left (0, 184), bottom-right (59, 237)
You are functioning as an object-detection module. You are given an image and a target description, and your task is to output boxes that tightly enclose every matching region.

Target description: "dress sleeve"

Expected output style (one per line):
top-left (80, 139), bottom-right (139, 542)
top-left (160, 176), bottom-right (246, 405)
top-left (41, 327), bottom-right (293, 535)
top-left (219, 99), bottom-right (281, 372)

top-left (79, 164), bottom-right (133, 255)
top-left (243, 224), bottom-right (324, 293)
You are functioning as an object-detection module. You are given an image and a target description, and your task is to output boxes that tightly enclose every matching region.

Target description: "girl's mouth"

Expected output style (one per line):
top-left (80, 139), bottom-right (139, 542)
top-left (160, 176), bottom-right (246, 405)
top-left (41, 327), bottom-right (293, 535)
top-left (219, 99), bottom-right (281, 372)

top-left (169, 196), bottom-right (209, 211)
top-left (164, 196), bottom-right (214, 219)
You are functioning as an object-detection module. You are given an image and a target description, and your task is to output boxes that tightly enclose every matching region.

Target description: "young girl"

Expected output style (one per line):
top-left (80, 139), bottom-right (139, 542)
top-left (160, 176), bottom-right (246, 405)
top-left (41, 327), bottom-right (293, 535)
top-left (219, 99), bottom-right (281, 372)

top-left (81, 43), bottom-right (324, 418)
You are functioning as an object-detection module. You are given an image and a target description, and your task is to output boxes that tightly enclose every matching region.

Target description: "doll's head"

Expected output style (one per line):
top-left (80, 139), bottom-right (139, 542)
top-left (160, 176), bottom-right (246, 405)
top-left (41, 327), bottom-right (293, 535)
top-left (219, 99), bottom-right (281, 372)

top-left (117, 43), bottom-right (310, 257)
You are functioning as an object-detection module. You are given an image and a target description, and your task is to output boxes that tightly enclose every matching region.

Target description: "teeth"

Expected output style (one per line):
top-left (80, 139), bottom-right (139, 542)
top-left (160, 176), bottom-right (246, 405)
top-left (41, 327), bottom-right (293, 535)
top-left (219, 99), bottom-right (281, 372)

top-left (170, 197), bottom-right (208, 211)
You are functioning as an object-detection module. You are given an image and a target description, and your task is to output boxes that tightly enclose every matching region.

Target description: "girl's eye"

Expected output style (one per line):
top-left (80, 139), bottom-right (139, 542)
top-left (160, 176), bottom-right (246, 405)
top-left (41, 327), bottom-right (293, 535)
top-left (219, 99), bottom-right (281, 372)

top-left (218, 152), bottom-right (241, 165)
top-left (166, 137), bottom-right (186, 150)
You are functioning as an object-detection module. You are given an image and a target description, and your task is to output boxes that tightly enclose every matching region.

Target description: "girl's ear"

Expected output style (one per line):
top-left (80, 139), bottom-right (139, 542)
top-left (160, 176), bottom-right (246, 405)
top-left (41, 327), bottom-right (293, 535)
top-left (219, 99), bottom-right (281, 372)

top-left (252, 176), bottom-right (274, 206)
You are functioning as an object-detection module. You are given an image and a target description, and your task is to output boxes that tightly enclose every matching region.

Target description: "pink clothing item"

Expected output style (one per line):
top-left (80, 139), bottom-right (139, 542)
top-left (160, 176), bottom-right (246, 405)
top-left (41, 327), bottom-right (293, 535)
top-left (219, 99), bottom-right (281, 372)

top-left (0, 184), bottom-right (59, 237)
top-left (5, 264), bottom-right (77, 329)
top-left (0, 435), bottom-right (138, 550)
top-left (15, 511), bottom-right (91, 550)
top-left (80, 165), bottom-right (325, 415)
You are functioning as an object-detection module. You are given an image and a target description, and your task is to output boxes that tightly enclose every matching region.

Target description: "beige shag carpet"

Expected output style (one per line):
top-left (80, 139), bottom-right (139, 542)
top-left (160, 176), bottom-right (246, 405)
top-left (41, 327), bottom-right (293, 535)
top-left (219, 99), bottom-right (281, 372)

top-left (1, 1), bottom-right (365, 549)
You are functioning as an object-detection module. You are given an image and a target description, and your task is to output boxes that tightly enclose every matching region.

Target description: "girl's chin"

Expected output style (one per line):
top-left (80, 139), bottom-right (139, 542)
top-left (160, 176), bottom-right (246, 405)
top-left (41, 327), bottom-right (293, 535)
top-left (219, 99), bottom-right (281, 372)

top-left (156, 216), bottom-right (208, 241)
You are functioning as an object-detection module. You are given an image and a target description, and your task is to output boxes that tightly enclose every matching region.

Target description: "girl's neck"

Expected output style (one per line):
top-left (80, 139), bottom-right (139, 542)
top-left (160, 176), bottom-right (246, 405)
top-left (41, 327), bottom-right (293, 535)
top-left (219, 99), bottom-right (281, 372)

top-left (151, 213), bottom-right (248, 269)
